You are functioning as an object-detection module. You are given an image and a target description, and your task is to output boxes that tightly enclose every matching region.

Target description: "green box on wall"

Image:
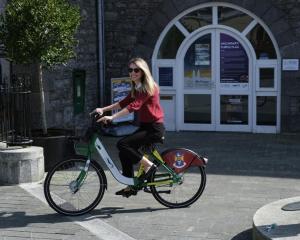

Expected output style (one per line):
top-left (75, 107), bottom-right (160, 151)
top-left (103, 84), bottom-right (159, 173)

top-left (73, 69), bottom-right (86, 114)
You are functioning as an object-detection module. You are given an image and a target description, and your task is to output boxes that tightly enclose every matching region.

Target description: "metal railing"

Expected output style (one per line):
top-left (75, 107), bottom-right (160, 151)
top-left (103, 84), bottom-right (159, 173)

top-left (0, 75), bottom-right (32, 146)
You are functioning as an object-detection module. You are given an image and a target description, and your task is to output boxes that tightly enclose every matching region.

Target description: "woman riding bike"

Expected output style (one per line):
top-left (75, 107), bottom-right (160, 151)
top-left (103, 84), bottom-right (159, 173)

top-left (92, 57), bottom-right (165, 197)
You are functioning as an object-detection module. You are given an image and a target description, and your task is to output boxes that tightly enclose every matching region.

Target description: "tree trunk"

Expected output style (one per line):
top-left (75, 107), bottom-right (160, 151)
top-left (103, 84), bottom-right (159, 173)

top-left (37, 63), bottom-right (47, 135)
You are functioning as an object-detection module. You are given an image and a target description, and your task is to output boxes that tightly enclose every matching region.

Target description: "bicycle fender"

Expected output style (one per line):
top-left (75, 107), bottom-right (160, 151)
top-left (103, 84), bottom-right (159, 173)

top-left (161, 148), bottom-right (207, 174)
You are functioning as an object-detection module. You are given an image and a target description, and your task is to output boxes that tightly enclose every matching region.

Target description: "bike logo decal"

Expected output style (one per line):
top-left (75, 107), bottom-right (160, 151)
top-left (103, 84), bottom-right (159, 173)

top-left (173, 152), bottom-right (186, 168)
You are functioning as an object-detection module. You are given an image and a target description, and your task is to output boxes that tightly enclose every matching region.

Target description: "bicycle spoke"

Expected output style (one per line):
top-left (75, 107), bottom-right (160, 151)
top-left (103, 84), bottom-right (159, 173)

top-left (44, 158), bottom-right (106, 216)
top-left (151, 166), bottom-right (206, 208)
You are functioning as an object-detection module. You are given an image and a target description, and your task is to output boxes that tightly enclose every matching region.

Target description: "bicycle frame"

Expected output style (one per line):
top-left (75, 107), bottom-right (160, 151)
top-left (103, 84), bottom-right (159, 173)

top-left (74, 134), bottom-right (179, 188)
top-left (44, 131), bottom-right (208, 215)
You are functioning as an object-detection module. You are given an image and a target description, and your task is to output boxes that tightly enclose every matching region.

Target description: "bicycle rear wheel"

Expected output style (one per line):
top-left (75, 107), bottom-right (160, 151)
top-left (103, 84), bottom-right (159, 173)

top-left (150, 165), bottom-right (206, 208)
top-left (44, 158), bottom-right (106, 216)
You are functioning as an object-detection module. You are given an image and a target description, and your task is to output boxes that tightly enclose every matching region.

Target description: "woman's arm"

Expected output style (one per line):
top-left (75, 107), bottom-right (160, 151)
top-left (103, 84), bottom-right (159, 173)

top-left (97, 107), bottom-right (130, 124)
top-left (112, 107), bottom-right (130, 120)
top-left (93, 102), bottom-right (121, 115)
top-left (102, 102), bottom-right (121, 112)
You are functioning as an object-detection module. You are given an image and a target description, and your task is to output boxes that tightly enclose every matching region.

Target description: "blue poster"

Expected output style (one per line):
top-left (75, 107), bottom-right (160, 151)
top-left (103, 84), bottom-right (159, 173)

top-left (220, 33), bottom-right (248, 87)
top-left (159, 67), bottom-right (173, 87)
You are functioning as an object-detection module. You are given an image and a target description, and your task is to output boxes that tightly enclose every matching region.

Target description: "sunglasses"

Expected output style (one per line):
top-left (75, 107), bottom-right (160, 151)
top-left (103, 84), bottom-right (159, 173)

top-left (128, 68), bottom-right (141, 73)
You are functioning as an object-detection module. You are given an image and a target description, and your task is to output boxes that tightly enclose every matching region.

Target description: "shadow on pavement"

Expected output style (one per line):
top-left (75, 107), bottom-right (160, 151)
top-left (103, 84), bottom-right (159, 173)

top-left (231, 229), bottom-right (252, 240)
top-left (0, 211), bottom-right (70, 228)
top-left (256, 223), bottom-right (300, 238)
top-left (91, 206), bottom-right (168, 219)
top-left (0, 206), bottom-right (169, 229)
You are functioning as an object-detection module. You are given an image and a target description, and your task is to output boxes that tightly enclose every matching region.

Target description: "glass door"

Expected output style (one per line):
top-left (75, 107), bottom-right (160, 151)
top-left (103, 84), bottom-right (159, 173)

top-left (181, 31), bottom-right (216, 131)
top-left (216, 31), bottom-right (251, 131)
top-left (180, 30), bottom-right (252, 131)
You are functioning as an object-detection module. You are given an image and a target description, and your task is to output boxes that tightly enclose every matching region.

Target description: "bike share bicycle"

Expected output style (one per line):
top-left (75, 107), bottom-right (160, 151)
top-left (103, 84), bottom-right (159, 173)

top-left (44, 114), bottom-right (208, 216)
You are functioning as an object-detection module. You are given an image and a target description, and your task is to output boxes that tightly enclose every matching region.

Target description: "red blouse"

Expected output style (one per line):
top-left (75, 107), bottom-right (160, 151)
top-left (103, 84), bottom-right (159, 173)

top-left (119, 87), bottom-right (164, 123)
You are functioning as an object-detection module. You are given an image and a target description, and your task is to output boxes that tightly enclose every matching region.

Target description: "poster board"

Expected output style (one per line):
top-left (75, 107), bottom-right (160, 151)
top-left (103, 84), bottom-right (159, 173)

top-left (195, 43), bottom-right (210, 66)
top-left (111, 77), bottom-right (134, 123)
top-left (220, 33), bottom-right (248, 89)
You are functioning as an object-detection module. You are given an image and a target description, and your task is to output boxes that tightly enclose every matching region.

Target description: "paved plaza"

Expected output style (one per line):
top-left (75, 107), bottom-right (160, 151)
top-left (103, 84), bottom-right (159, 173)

top-left (1, 131), bottom-right (300, 240)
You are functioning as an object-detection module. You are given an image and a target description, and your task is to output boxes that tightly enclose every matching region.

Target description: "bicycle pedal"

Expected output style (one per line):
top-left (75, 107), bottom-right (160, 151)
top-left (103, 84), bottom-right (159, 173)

top-left (121, 190), bottom-right (137, 198)
top-left (122, 193), bottom-right (137, 198)
top-left (143, 187), bottom-right (152, 193)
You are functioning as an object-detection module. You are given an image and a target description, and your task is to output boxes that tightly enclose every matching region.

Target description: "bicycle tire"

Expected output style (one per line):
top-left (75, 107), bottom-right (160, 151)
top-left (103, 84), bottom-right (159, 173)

top-left (44, 158), bottom-right (106, 216)
top-left (150, 165), bottom-right (206, 208)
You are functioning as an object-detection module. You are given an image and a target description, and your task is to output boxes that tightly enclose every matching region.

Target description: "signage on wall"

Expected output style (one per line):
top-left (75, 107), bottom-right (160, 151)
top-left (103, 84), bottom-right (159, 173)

top-left (111, 77), bottom-right (134, 123)
top-left (159, 67), bottom-right (173, 86)
top-left (220, 33), bottom-right (249, 89)
top-left (282, 59), bottom-right (299, 71)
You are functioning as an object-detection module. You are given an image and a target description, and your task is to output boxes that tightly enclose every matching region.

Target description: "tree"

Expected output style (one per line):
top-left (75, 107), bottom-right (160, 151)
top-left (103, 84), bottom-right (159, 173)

top-left (0, 0), bottom-right (81, 135)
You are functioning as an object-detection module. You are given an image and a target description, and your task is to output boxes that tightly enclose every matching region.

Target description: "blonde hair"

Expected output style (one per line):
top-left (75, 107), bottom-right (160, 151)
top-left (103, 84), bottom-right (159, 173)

top-left (128, 57), bottom-right (158, 97)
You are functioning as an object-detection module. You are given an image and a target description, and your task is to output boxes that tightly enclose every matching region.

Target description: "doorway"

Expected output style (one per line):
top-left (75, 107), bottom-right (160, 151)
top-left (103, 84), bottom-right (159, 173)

top-left (178, 29), bottom-right (252, 131)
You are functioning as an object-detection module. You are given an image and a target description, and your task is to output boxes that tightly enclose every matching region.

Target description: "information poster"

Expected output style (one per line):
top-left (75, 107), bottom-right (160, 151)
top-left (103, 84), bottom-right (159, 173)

top-left (282, 59), bottom-right (299, 71)
top-left (159, 67), bottom-right (173, 86)
top-left (111, 77), bottom-right (134, 123)
top-left (184, 35), bottom-right (212, 89)
top-left (195, 44), bottom-right (210, 66)
top-left (220, 33), bottom-right (249, 89)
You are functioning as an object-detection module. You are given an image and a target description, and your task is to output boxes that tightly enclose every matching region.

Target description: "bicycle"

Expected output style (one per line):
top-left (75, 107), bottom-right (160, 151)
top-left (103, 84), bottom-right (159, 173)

top-left (44, 119), bottom-right (208, 216)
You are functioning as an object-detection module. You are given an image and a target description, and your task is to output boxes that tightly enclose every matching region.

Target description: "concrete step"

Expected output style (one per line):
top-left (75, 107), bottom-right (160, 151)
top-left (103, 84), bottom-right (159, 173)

top-left (253, 196), bottom-right (300, 240)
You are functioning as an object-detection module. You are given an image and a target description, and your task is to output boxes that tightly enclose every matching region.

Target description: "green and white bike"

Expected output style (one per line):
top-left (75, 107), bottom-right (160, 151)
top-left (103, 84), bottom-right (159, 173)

top-left (44, 123), bottom-right (208, 216)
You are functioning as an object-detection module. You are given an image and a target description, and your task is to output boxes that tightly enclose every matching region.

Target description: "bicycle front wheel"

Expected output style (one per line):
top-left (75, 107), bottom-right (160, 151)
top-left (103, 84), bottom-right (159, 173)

top-left (150, 165), bottom-right (206, 208)
top-left (44, 158), bottom-right (106, 216)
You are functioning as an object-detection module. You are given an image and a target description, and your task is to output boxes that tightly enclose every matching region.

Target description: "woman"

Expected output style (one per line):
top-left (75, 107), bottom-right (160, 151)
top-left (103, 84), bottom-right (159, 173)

top-left (94, 57), bottom-right (165, 197)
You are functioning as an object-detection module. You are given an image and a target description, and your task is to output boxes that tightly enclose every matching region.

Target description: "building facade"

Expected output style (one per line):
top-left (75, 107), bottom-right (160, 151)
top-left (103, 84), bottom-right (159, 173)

top-left (1, 0), bottom-right (300, 133)
top-left (104, 0), bottom-right (300, 133)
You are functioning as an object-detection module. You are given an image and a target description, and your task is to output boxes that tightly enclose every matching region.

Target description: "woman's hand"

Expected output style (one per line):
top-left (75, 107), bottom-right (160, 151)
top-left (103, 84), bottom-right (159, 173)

top-left (97, 115), bottom-right (113, 124)
top-left (90, 108), bottom-right (104, 117)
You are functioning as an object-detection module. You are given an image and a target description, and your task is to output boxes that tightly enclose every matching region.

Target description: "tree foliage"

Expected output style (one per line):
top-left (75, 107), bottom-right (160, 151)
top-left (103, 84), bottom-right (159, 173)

top-left (0, 0), bottom-right (81, 67)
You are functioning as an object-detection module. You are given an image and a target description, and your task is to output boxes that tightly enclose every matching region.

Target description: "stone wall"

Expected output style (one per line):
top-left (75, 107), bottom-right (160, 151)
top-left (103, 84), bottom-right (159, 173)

top-left (271, 0), bottom-right (300, 131)
top-left (104, 0), bottom-right (164, 104)
top-left (43, 0), bottom-right (98, 133)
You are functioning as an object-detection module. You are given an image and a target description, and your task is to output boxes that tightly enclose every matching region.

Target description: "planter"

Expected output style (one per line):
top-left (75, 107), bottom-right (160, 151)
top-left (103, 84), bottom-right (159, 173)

top-left (32, 129), bottom-right (75, 172)
top-left (0, 146), bottom-right (44, 184)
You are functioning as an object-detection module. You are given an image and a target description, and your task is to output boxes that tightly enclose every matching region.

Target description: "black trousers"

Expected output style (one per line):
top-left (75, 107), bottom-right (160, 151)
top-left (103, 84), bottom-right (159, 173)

top-left (117, 122), bottom-right (165, 178)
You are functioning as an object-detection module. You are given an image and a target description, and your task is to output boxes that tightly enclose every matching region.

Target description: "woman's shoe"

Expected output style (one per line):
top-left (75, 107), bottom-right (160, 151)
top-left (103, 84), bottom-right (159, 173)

top-left (115, 188), bottom-right (128, 195)
top-left (115, 186), bottom-right (137, 198)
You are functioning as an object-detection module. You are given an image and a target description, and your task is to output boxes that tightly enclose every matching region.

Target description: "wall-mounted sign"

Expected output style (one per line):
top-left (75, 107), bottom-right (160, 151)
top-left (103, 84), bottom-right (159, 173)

top-left (111, 77), bottom-right (134, 123)
top-left (220, 33), bottom-right (249, 89)
top-left (282, 59), bottom-right (299, 71)
top-left (159, 67), bottom-right (173, 87)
